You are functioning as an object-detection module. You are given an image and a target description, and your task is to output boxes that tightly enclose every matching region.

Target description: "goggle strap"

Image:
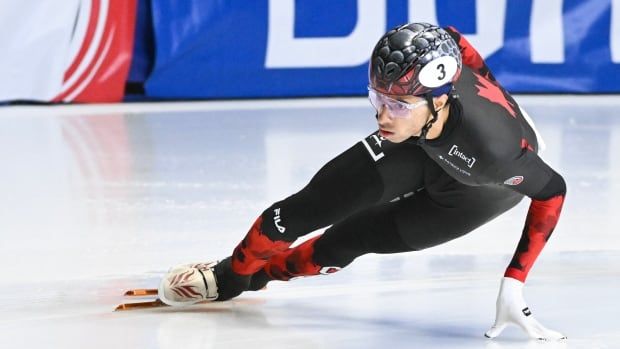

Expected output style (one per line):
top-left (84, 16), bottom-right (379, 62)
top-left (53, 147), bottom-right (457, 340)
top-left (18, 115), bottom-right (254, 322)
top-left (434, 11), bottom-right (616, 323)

top-left (417, 93), bottom-right (438, 145)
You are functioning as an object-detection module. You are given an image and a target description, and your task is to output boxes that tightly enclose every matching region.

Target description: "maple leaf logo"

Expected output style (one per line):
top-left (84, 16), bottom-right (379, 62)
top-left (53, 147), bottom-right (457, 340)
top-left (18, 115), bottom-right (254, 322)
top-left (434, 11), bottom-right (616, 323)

top-left (473, 72), bottom-right (516, 118)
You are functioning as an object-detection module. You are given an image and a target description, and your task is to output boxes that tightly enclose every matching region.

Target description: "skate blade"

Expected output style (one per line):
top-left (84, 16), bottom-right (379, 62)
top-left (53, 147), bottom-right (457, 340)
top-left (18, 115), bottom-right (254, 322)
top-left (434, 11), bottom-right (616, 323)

top-left (114, 299), bottom-right (168, 311)
top-left (123, 288), bottom-right (158, 297)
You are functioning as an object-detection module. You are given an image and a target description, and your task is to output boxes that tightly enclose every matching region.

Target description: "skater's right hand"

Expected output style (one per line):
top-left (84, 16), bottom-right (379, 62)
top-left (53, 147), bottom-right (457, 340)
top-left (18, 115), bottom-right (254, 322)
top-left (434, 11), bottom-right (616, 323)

top-left (484, 277), bottom-right (566, 341)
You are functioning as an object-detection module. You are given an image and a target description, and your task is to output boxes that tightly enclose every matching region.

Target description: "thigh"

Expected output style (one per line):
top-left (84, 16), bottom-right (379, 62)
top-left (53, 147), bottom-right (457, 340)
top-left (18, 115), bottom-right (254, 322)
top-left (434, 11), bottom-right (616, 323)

top-left (309, 131), bottom-right (429, 204)
top-left (261, 131), bottom-right (429, 241)
top-left (311, 199), bottom-right (414, 268)
top-left (310, 178), bottom-right (523, 268)
top-left (365, 131), bottom-right (430, 202)
top-left (311, 159), bottom-right (525, 267)
top-left (394, 183), bottom-right (524, 250)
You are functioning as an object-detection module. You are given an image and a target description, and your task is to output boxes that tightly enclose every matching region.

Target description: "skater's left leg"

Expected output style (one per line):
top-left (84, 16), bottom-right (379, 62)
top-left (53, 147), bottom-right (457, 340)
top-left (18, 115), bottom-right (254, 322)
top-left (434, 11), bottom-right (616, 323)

top-left (247, 199), bottom-right (415, 288)
top-left (231, 133), bottom-right (428, 278)
top-left (160, 182), bottom-right (522, 304)
top-left (160, 136), bottom-right (428, 304)
top-left (249, 182), bottom-right (524, 288)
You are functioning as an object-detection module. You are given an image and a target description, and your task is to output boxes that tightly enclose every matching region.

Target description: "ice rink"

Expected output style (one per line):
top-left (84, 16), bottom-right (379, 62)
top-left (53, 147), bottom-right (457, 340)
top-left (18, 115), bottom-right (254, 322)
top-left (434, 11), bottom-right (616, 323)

top-left (1, 96), bottom-right (619, 348)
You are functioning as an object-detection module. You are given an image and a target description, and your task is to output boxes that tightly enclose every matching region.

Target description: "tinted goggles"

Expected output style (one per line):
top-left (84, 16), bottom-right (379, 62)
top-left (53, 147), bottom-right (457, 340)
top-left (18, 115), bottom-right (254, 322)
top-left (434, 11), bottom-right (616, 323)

top-left (367, 87), bottom-right (428, 118)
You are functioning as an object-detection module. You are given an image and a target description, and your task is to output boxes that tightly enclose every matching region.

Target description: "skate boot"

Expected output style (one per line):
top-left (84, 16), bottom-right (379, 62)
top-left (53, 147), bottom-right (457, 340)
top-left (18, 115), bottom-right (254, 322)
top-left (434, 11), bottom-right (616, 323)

top-left (158, 261), bottom-right (220, 306)
top-left (158, 257), bottom-right (251, 306)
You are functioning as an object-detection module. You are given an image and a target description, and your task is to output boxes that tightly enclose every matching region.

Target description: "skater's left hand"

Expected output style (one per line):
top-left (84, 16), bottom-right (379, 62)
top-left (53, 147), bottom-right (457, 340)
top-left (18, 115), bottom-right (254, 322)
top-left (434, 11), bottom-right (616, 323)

top-left (485, 277), bottom-right (566, 341)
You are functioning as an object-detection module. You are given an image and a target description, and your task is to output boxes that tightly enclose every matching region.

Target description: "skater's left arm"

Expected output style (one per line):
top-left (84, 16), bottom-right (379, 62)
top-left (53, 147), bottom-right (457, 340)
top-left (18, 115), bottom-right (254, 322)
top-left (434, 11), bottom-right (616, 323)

top-left (500, 151), bottom-right (567, 283)
top-left (486, 151), bottom-right (567, 341)
top-left (449, 24), bottom-right (567, 281)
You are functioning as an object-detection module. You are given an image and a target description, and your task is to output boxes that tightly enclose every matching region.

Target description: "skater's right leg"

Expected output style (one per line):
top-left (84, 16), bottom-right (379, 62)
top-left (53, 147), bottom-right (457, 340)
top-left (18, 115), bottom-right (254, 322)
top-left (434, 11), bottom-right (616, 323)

top-left (248, 178), bottom-right (524, 291)
top-left (231, 132), bottom-right (427, 277)
top-left (247, 202), bottom-right (413, 291)
top-left (160, 132), bottom-right (427, 304)
top-left (218, 140), bottom-right (388, 301)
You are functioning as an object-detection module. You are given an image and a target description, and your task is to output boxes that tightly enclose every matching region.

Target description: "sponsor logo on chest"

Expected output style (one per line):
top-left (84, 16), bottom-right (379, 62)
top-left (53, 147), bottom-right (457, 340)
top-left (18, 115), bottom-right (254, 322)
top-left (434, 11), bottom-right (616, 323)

top-left (448, 144), bottom-right (477, 168)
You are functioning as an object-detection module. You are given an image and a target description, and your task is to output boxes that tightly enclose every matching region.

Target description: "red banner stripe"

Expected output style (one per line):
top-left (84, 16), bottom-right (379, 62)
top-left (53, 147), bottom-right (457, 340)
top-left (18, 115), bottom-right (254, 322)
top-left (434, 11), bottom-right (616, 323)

top-left (63, 0), bottom-right (101, 82)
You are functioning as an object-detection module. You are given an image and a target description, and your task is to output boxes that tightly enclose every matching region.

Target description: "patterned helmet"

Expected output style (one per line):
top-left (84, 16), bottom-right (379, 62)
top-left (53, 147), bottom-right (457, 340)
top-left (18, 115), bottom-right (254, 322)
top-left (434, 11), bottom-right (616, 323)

top-left (369, 23), bottom-right (462, 96)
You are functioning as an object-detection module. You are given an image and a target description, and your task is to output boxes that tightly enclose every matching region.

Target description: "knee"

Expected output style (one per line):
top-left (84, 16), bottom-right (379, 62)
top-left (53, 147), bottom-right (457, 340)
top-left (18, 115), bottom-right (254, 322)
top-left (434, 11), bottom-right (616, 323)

top-left (259, 187), bottom-right (327, 242)
top-left (312, 215), bottom-right (379, 268)
top-left (312, 235), bottom-right (359, 268)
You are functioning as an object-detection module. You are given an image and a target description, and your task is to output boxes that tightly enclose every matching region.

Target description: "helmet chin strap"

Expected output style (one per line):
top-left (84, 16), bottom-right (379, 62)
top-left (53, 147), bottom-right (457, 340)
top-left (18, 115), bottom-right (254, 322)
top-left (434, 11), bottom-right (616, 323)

top-left (416, 93), bottom-right (439, 145)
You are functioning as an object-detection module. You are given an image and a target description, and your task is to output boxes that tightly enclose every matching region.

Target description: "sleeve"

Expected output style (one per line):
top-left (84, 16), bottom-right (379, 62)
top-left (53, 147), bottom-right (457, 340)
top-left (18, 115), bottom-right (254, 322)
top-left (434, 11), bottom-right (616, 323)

top-left (444, 26), bottom-right (498, 83)
top-left (497, 151), bottom-right (567, 282)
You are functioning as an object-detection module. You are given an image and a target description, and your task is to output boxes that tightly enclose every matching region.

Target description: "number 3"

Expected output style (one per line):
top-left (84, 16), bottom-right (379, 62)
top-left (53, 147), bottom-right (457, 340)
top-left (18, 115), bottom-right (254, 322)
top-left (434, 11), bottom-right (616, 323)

top-left (437, 64), bottom-right (446, 80)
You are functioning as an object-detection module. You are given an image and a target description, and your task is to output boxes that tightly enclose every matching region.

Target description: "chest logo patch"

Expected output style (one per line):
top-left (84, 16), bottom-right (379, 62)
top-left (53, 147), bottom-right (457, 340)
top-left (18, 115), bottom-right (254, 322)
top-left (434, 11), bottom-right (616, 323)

top-left (504, 176), bottom-right (524, 186)
top-left (362, 133), bottom-right (386, 162)
top-left (448, 145), bottom-right (476, 168)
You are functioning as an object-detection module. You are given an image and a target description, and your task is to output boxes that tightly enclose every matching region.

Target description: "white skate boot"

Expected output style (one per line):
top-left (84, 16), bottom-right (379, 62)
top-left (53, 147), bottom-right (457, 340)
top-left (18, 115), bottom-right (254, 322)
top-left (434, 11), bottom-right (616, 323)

top-left (158, 261), bottom-right (219, 306)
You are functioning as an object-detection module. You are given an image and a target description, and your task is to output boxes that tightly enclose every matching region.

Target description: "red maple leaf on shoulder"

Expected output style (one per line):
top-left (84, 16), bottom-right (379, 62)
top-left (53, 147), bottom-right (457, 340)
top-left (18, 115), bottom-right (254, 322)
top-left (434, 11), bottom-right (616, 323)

top-left (473, 72), bottom-right (516, 118)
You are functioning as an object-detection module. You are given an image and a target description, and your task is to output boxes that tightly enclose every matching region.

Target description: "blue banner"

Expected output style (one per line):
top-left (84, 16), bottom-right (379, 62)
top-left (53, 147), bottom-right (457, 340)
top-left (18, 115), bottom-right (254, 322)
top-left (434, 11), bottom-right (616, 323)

top-left (144, 0), bottom-right (620, 98)
top-left (127, 0), bottom-right (155, 84)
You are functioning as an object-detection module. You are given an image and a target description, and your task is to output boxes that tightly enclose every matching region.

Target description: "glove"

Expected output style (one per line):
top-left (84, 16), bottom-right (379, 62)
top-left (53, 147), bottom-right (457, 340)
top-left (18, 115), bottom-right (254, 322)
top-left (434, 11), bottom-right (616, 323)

top-left (485, 277), bottom-right (566, 341)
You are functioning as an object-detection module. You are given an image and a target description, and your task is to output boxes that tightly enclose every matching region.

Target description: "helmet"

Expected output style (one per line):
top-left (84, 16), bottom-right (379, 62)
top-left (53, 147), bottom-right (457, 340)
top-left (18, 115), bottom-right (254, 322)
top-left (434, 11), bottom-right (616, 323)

top-left (369, 23), bottom-right (462, 96)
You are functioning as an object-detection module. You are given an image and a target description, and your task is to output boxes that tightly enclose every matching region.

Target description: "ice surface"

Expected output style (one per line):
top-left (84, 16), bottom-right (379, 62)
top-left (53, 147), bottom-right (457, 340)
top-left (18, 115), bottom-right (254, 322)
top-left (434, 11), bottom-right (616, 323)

top-left (0, 96), bottom-right (619, 348)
